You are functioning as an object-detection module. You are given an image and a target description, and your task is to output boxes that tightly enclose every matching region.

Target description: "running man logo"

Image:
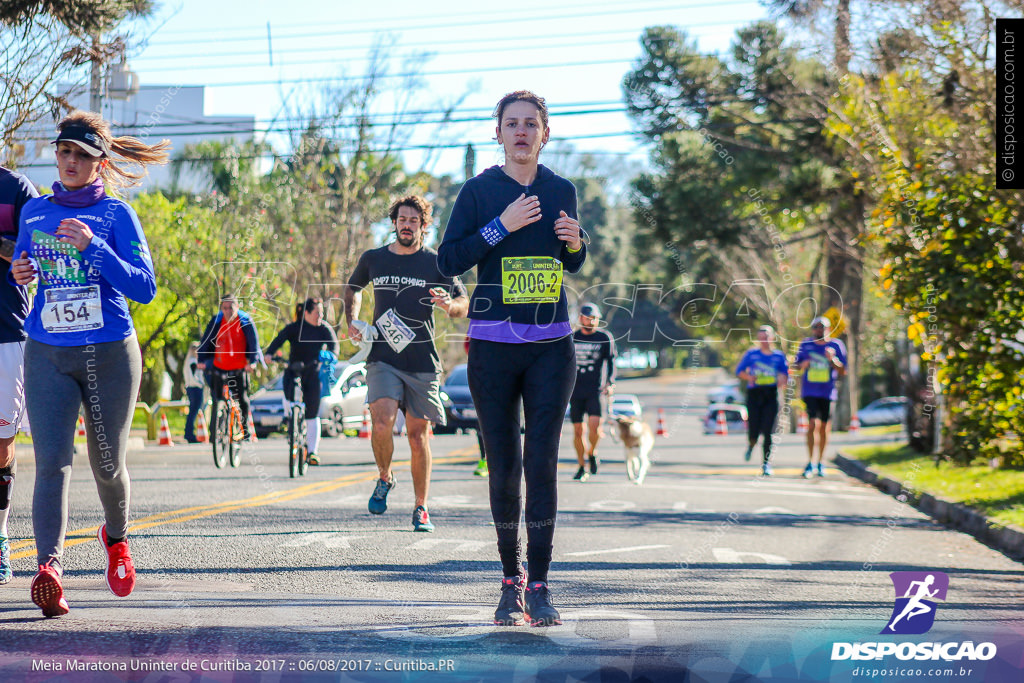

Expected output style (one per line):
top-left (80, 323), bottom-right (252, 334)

top-left (882, 571), bottom-right (949, 635)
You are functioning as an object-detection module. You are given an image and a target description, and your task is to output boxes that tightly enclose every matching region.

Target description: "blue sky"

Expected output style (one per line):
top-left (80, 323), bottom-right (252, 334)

top-left (123, 0), bottom-right (770, 178)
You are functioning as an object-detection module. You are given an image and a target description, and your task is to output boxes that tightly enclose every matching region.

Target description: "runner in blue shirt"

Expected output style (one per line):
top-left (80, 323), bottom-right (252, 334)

top-left (735, 325), bottom-right (789, 476)
top-left (0, 161), bottom-right (38, 585)
top-left (10, 111), bottom-right (169, 617)
top-left (795, 317), bottom-right (847, 478)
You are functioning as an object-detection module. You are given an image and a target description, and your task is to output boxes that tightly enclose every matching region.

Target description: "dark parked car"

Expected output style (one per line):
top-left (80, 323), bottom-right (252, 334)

top-left (858, 396), bottom-right (910, 427)
top-left (250, 361), bottom-right (368, 439)
top-left (436, 364), bottom-right (476, 434)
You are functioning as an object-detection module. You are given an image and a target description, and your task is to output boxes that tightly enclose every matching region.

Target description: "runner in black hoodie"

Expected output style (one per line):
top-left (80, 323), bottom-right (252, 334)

top-left (438, 90), bottom-right (586, 627)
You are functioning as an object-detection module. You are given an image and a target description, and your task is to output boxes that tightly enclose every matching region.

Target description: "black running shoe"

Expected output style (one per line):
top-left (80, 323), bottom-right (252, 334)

top-left (494, 576), bottom-right (525, 626)
top-left (588, 454), bottom-right (599, 475)
top-left (572, 466), bottom-right (588, 481)
top-left (525, 581), bottom-right (561, 626)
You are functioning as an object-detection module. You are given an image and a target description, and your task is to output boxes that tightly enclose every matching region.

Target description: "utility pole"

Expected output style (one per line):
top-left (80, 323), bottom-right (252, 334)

top-left (89, 31), bottom-right (104, 114)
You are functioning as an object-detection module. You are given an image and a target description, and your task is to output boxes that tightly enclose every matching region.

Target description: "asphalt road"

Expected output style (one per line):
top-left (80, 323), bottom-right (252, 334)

top-left (1, 369), bottom-right (1022, 683)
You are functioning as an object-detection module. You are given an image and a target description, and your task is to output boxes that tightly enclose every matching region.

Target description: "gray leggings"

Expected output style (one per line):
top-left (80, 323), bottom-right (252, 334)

top-left (25, 335), bottom-right (141, 566)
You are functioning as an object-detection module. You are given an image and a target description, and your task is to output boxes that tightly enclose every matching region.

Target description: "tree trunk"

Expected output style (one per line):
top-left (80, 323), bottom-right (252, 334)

top-left (826, 190), bottom-right (865, 430)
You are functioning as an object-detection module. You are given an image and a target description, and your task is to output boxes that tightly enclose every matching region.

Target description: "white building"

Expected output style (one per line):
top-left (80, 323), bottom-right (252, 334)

top-left (17, 81), bottom-right (256, 194)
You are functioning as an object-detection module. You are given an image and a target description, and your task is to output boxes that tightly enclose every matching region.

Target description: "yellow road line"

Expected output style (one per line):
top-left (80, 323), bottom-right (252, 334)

top-left (10, 450), bottom-right (476, 561)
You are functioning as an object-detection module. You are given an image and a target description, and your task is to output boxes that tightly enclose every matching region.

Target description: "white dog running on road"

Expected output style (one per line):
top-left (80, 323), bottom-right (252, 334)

top-left (614, 416), bottom-right (653, 485)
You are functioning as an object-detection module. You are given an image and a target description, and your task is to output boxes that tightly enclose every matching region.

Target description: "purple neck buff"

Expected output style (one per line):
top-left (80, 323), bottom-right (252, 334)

top-left (51, 177), bottom-right (107, 208)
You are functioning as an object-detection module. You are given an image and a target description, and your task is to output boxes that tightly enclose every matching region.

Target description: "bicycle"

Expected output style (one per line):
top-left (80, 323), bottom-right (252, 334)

top-left (209, 369), bottom-right (244, 469)
top-left (275, 359), bottom-right (311, 478)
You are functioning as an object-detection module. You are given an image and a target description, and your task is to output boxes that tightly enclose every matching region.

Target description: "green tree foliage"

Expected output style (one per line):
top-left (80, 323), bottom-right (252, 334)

top-left (827, 2), bottom-right (1024, 466)
top-left (623, 22), bottom-right (838, 363)
top-left (129, 193), bottom-right (222, 403)
top-left (0, 0), bottom-right (153, 33)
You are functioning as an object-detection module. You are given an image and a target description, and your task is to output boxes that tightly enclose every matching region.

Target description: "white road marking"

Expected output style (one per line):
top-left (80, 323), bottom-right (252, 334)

top-left (407, 538), bottom-right (490, 553)
top-left (564, 545), bottom-right (670, 557)
top-left (638, 483), bottom-right (876, 501)
top-left (587, 500), bottom-right (636, 511)
top-left (547, 610), bottom-right (658, 648)
top-left (713, 547), bottom-right (791, 565)
top-left (753, 506), bottom-right (797, 515)
top-left (280, 533), bottom-right (365, 549)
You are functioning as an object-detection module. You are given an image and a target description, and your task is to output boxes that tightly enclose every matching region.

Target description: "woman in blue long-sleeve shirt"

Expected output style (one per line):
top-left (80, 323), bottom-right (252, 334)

top-left (437, 90), bottom-right (586, 627)
top-left (10, 111), bottom-right (169, 617)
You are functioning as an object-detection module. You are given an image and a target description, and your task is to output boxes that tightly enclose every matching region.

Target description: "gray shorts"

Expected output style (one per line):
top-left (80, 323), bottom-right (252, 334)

top-left (366, 362), bottom-right (446, 425)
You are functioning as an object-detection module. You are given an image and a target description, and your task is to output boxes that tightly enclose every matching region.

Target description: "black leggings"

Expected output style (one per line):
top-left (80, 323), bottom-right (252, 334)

top-left (746, 386), bottom-right (779, 463)
top-left (468, 335), bottom-right (576, 583)
top-left (284, 366), bottom-right (322, 420)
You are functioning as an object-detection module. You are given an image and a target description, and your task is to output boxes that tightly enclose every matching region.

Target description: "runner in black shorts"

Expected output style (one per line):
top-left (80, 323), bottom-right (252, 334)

top-left (438, 90), bottom-right (586, 627)
top-left (797, 317), bottom-right (847, 478)
top-left (569, 303), bottom-right (615, 480)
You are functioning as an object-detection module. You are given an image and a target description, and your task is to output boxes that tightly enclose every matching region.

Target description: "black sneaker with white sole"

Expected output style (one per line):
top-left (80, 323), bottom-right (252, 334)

top-left (525, 581), bottom-right (561, 626)
top-left (494, 576), bottom-right (526, 625)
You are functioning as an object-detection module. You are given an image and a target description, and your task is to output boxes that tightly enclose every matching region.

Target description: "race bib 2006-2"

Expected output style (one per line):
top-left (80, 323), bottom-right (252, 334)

top-left (501, 256), bottom-right (562, 304)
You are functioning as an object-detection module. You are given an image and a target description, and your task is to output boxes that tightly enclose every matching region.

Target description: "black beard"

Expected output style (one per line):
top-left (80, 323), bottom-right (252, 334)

top-left (396, 233), bottom-right (416, 247)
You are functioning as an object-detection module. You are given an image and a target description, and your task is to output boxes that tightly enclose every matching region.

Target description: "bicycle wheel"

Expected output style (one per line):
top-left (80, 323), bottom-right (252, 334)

top-left (213, 403), bottom-right (229, 469)
top-left (288, 405), bottom-right (301, 478)
top-left (229, 404), bottom-right (242, 468)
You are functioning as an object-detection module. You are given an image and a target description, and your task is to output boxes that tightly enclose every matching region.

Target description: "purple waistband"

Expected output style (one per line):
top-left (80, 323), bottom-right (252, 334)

top-left (467, 319), bottom-right (572, 344)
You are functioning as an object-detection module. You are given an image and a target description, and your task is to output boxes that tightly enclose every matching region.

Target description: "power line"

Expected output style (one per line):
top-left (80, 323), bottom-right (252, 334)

top-left (142, 0), bottom-right (759, 46)
top-left (131, 20), bottom-right (746, 65)
top-left (149, 0), bottom-right (684, 35)
top-left (89, 106), bottom-right (628, 132)
top-left (15, 130), bottom-right (651, 168)
top-left (143, 57), bottom-right (640, 89)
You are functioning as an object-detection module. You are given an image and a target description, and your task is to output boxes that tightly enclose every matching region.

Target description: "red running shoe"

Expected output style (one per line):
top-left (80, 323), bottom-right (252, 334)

top-left (31, 560), bottom-right (69, 617)
top-left (97, 525), bottom-right (136, 597)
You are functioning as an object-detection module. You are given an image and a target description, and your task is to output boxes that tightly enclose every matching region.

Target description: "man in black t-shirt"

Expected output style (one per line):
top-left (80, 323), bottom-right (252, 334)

top-left (569, 303), bottom-right (616, 481)
top-left (344, 195), bottom-right (468, 532)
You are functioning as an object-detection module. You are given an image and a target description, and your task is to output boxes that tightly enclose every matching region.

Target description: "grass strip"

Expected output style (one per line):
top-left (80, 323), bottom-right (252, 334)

top-left (845, 443), bottom-right (1024, 529)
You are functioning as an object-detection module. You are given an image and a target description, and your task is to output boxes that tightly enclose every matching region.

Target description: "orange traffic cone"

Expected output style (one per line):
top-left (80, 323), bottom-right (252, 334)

top-left (158, 412), bottom-right (174, 446)
top-left (656, 408), bottom-right (667, 437)
top-left (716, 410), bottom-right (729, 436)
top-left (797, 411), bottom-right (809, 434)
top-left (195, 409), bottom-right (209, 443)
top-left (850, 413), bottom-right (860, 433)
top-left (76, 415), bottom-right (86, 438)
top-left (358, 407), bottom-right (371, 439)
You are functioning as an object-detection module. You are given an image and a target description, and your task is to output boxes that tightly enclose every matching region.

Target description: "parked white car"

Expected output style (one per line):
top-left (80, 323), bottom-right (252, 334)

top-left (250, 361), bottom-right (368, 438)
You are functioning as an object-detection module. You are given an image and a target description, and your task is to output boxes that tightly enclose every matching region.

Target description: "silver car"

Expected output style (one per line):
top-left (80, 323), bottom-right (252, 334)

top-left (250, 361), bottom-right (368, 438)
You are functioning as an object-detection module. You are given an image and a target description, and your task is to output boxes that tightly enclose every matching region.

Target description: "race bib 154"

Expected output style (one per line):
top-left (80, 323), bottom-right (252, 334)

top-left (41, 286), bottom-right (103, 333)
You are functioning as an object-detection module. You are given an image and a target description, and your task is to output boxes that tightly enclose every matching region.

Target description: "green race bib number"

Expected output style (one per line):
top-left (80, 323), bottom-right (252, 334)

top-left (501, 257), bottom-right (562, 304)
top-left (807, 358), bottom-right (831, 383)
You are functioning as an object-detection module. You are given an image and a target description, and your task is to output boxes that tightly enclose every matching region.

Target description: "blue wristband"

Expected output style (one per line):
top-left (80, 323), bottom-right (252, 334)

top-left (480, 217), bottom-right (509, 246)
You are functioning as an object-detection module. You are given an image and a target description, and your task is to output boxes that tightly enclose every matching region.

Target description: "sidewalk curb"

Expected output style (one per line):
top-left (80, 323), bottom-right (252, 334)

top-left (835, 452), bottom-right (1024, 562)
